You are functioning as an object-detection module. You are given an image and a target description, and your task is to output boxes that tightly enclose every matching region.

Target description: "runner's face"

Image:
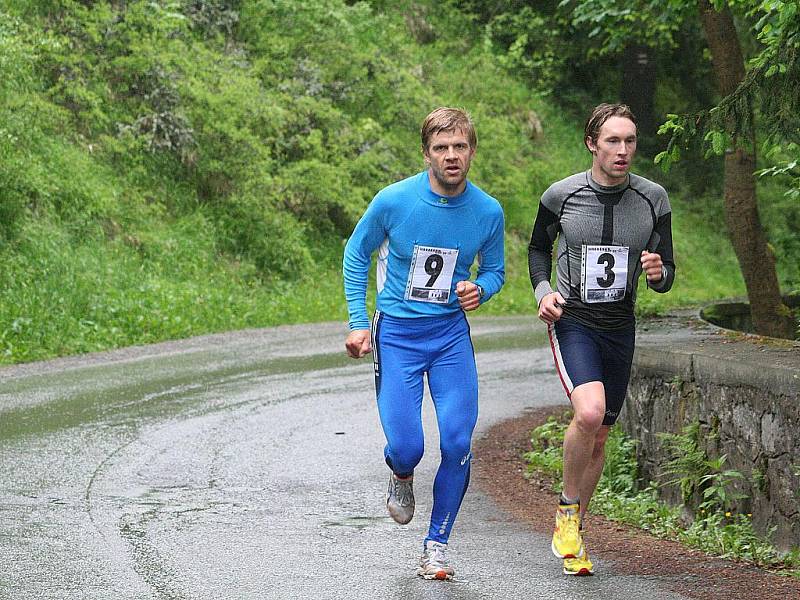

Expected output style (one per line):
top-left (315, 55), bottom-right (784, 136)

top-left (587, 116), bottom-right (637, 186)
top-left (423, 129), bottom-right (475, 196)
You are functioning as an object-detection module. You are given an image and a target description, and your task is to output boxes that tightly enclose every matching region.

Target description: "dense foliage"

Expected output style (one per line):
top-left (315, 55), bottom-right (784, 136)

top-left (0, 0), bottom-right (793, 363)
top-left (457, 0), bottom-right (800, 293)
top-left (0, 0), bottom-right (582, 362)
top-left (525, 413), bottom-right (800, 573)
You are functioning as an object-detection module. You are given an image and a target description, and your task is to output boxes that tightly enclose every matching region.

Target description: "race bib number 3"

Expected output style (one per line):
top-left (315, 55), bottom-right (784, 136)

top-left (581, 245), bottom-right (629, 303)
top-left (405, 245), bottom-right (459, 303)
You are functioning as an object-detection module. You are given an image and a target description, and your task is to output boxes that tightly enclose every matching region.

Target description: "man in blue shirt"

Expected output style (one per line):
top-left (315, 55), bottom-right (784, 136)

top-left (343, 107), bottom-right (504, 580)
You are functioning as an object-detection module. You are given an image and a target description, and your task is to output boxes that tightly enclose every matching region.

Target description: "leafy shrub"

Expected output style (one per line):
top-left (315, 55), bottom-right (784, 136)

top-left (0, 0), bottom-right (787, 365)
top-left (183, 0), bottom-right (241, 38)
top-left (214, 191), bottom-right (313, 281)
top-left (524, 411), bottom-right (798, 573)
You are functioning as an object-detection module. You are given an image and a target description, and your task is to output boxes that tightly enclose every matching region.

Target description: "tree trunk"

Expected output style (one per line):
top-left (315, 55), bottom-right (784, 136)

top-left (621, 44), bottom-right (657, 142)
top-left (698, 0), bottom-right (795, 339)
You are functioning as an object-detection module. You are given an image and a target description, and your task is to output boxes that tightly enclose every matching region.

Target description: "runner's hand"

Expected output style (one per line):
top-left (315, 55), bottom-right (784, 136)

top-left (641, 250), bottom-right (664, 283)
top-left (456, 280), bottom-right (480, 311)
top-left (345, 329), bottom-right (372, 359)
top-left (538, 292), bottom-right (567, 325)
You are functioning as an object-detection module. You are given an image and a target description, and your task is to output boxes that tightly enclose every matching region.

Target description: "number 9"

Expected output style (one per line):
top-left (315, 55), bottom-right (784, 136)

top-left (424, 254), bottom-right (444, 287)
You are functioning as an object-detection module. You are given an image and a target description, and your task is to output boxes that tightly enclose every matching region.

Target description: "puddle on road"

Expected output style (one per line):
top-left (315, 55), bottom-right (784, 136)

top-left (472, 327), bottom-right (546, 352)
top-left (0, 327), bottom-right (546, 442)
top-left (0, 354), bottom-right (353, 441)
top-left (321, 515), bottom-right (394, 530)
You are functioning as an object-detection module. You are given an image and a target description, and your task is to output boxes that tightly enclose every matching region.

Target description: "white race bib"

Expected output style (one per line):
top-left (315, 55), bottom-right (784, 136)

top-left (581, 245), bottom-right (629, 303)
top-left (405, 245), bottom-right (459, 303)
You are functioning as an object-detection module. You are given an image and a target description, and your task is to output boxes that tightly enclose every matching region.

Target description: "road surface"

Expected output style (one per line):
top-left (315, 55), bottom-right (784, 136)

top-left (0, 317), bottom-right (690, 599)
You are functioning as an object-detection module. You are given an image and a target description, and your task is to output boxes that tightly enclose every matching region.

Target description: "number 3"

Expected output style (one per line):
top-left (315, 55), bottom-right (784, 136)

top-left (596, 252), bottom-right (615, 288)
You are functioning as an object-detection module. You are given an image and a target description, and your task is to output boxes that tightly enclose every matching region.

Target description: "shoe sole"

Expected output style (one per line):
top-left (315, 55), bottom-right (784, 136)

top-left (418, 570), bottom-right (453, 581)
top-left (551, 539), bottom-right (584, 559)
top-left (563, 567), bottom-right (593, 576)
top-left (387, 502), bottom-right (413, 524)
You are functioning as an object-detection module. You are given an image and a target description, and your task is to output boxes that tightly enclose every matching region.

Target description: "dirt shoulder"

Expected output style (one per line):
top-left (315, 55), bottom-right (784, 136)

top-left (472, 406), bottom-right (800, 600)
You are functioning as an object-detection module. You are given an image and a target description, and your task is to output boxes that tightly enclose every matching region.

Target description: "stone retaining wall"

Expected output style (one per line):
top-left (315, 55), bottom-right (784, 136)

top-left (621, 340), bottom-right (800, 551)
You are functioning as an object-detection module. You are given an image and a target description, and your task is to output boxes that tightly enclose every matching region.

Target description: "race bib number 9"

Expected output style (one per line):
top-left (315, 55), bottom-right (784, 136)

top-left (581, 245), bottom-right (629, 303)
top-left (405, 245), bottom-right (459, 303)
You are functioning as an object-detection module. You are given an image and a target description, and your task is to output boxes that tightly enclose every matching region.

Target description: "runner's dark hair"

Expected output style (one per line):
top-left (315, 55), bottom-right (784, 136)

top-left (584, 104), bottom-right (637, 151)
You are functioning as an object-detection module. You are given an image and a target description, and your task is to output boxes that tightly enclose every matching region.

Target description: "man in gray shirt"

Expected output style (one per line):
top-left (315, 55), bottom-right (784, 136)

top-left (528, 103), bottom-right (675, 576)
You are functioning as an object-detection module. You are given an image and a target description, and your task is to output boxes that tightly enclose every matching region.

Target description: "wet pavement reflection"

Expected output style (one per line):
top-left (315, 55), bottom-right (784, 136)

top-left (0, 318), bottom-right (690, 599)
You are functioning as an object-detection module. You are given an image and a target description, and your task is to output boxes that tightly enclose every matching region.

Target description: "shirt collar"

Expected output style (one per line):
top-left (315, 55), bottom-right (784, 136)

top-left (586, 169), bottom-right (630, 194)
top-left (418, 171), bottom-right (472, 207)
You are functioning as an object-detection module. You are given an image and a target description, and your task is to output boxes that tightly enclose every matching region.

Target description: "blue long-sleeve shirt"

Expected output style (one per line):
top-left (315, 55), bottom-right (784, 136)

top-left (343, 171), bottom-right (505, 330)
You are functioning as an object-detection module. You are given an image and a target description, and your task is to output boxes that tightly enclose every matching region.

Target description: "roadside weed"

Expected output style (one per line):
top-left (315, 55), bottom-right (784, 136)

top-left (524, 413), bottom-right (800, 575)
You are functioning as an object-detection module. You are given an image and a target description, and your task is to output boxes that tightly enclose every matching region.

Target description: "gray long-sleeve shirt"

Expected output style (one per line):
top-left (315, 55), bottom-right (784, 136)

top-left (528, 170), bottom-right (675, 330)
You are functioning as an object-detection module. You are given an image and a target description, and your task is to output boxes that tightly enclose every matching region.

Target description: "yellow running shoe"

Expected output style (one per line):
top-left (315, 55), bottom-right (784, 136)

top-left (563, 544), bottom-right (594, 576)
top-left (551, 503), bottom-right (583, 558)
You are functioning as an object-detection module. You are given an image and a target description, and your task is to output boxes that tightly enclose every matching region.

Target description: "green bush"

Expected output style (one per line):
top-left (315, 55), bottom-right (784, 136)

top-left (0, 0), bottom-right (793, 364)
top-left (214, 191), bottom-right (313, 281)
top-left (523, 412), bottom-right (799, 573)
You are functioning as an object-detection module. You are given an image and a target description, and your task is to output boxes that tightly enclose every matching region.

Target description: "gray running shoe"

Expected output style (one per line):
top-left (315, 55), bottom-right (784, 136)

top-left (417, 540), bottom-right (454, 580)
top-left (386, 473), bottom-right (414, 524)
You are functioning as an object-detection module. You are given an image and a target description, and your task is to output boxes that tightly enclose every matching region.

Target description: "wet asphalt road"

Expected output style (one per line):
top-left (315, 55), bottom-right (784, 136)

top-left (0, 317), bottom-right (691, 599)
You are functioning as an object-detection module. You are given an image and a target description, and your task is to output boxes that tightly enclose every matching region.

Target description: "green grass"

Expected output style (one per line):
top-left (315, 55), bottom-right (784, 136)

top-left (0, 217), bottom-right (347, 364)
top-left (523, 412), bottom-right (800, 576)
top-left (0, 0), bottom-right (794, 365)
